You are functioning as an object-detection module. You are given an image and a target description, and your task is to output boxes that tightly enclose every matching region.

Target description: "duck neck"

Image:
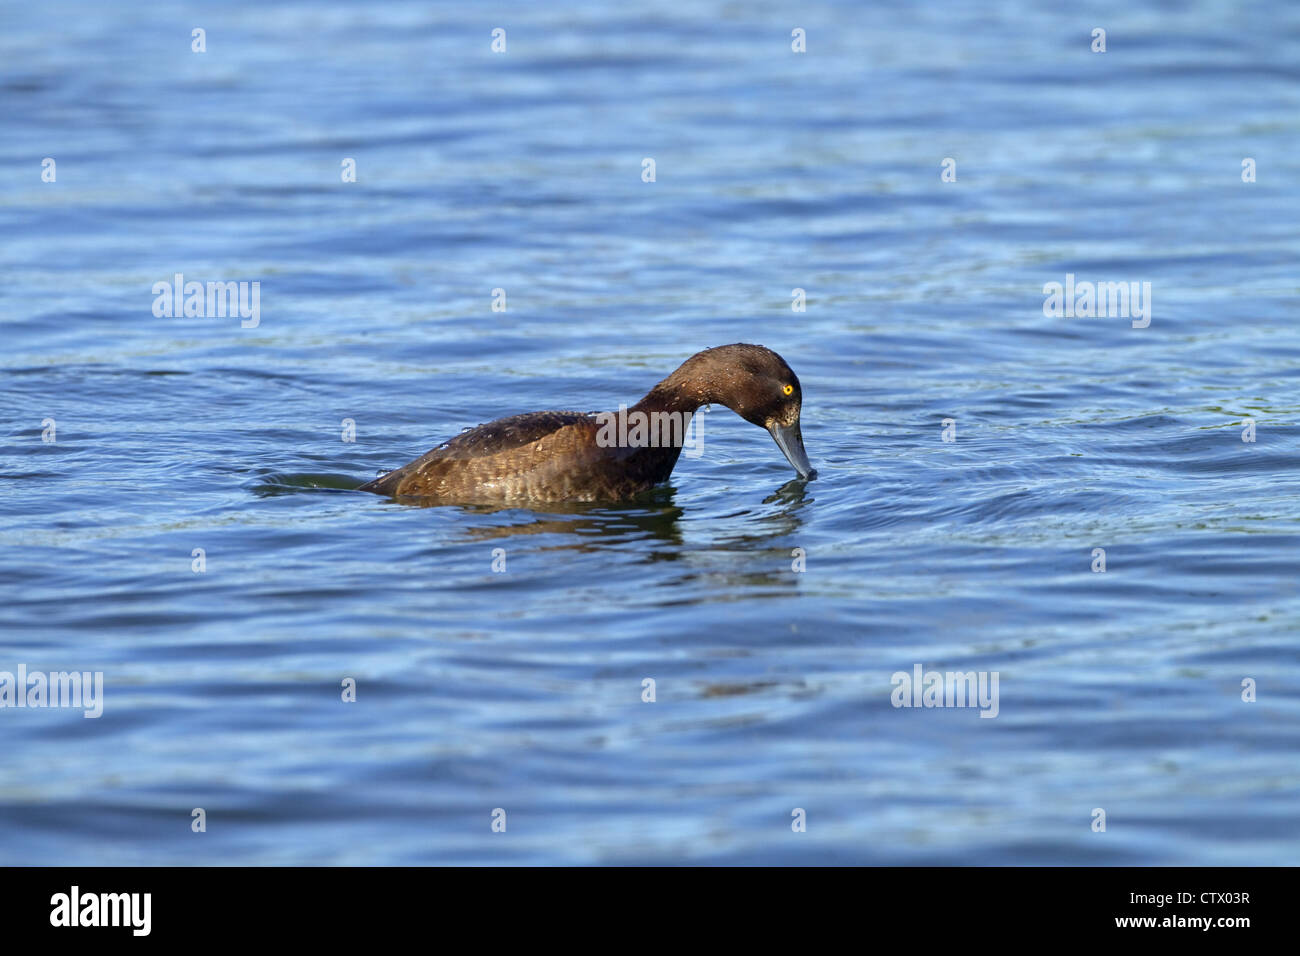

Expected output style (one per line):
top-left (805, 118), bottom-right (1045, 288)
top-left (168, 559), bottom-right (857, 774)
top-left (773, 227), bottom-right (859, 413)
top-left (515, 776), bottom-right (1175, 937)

top-left (630, 384), bottom-right (704, 417)
top-left (629, 358), bottom-right (717, 417)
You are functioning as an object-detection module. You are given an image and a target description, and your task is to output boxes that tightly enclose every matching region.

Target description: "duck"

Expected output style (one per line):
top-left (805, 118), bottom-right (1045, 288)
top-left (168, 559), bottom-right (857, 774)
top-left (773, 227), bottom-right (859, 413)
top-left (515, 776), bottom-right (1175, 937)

top-left (358, 343), bottom-right (815, 502)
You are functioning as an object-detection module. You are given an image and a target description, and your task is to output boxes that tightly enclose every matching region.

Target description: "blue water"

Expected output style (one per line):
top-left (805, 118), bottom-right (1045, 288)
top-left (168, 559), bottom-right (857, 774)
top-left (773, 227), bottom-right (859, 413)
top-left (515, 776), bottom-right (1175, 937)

top-left (2, 0), bottom-right (1298, 865)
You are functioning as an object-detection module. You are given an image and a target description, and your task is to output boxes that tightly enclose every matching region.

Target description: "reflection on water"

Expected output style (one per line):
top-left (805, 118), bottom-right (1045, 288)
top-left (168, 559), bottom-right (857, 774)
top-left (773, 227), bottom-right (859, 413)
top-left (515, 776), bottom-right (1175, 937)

top-left (455, 496), bottom-right (688, 552)
top-left (249, 472), bottom-right (365, 495)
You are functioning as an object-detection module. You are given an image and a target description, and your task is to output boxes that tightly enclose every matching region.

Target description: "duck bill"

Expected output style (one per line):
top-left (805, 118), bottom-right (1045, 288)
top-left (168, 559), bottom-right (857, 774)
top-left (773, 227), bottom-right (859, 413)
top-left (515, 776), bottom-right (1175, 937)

top-left (767, 420), bottom-right (817, 480)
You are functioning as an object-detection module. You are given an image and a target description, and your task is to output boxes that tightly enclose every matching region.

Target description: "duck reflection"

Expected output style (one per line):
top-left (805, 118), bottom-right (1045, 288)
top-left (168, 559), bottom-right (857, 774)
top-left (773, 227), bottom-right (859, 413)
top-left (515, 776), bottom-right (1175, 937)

top-left (400, 478), bottom-right (812, 569)
top-left (392, 486), bottom-right (686, 554)
top-left (254, 470), bottom-right (812, 572)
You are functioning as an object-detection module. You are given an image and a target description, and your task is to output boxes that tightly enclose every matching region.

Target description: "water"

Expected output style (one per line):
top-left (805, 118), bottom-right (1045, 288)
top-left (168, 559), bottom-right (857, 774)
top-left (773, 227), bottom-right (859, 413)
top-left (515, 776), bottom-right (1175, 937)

top-left (2, 0), bottom-right (1298, 865)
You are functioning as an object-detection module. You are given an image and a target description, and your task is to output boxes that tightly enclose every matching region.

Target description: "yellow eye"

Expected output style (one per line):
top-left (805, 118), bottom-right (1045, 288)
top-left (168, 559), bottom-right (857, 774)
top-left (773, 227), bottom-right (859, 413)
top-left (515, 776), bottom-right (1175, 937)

top-left (782, 384), bottom-right (794, 396)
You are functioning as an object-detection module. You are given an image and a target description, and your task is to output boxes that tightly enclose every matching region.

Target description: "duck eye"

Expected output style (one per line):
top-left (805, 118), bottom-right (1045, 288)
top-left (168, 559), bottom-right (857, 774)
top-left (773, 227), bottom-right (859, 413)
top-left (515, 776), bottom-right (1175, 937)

top-left (782, 384), bottom-right (794, 396)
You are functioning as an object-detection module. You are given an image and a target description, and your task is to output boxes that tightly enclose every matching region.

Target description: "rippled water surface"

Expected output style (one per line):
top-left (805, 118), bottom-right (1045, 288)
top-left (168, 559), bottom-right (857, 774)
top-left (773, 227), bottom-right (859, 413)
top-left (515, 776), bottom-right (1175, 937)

top-left (2, 0), bottom-right (1299, 864)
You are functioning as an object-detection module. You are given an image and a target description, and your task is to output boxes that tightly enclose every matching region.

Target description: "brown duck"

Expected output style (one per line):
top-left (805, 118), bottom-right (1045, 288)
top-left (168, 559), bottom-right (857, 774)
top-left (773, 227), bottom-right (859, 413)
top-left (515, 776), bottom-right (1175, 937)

top-left (358, 343), bottom-right (815, 502)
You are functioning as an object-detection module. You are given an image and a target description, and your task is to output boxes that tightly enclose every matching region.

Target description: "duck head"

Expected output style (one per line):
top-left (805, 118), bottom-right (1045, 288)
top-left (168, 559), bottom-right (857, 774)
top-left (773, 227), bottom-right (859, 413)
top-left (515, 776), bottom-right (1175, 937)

top-left (651, 344), bottom-right (817, 480)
